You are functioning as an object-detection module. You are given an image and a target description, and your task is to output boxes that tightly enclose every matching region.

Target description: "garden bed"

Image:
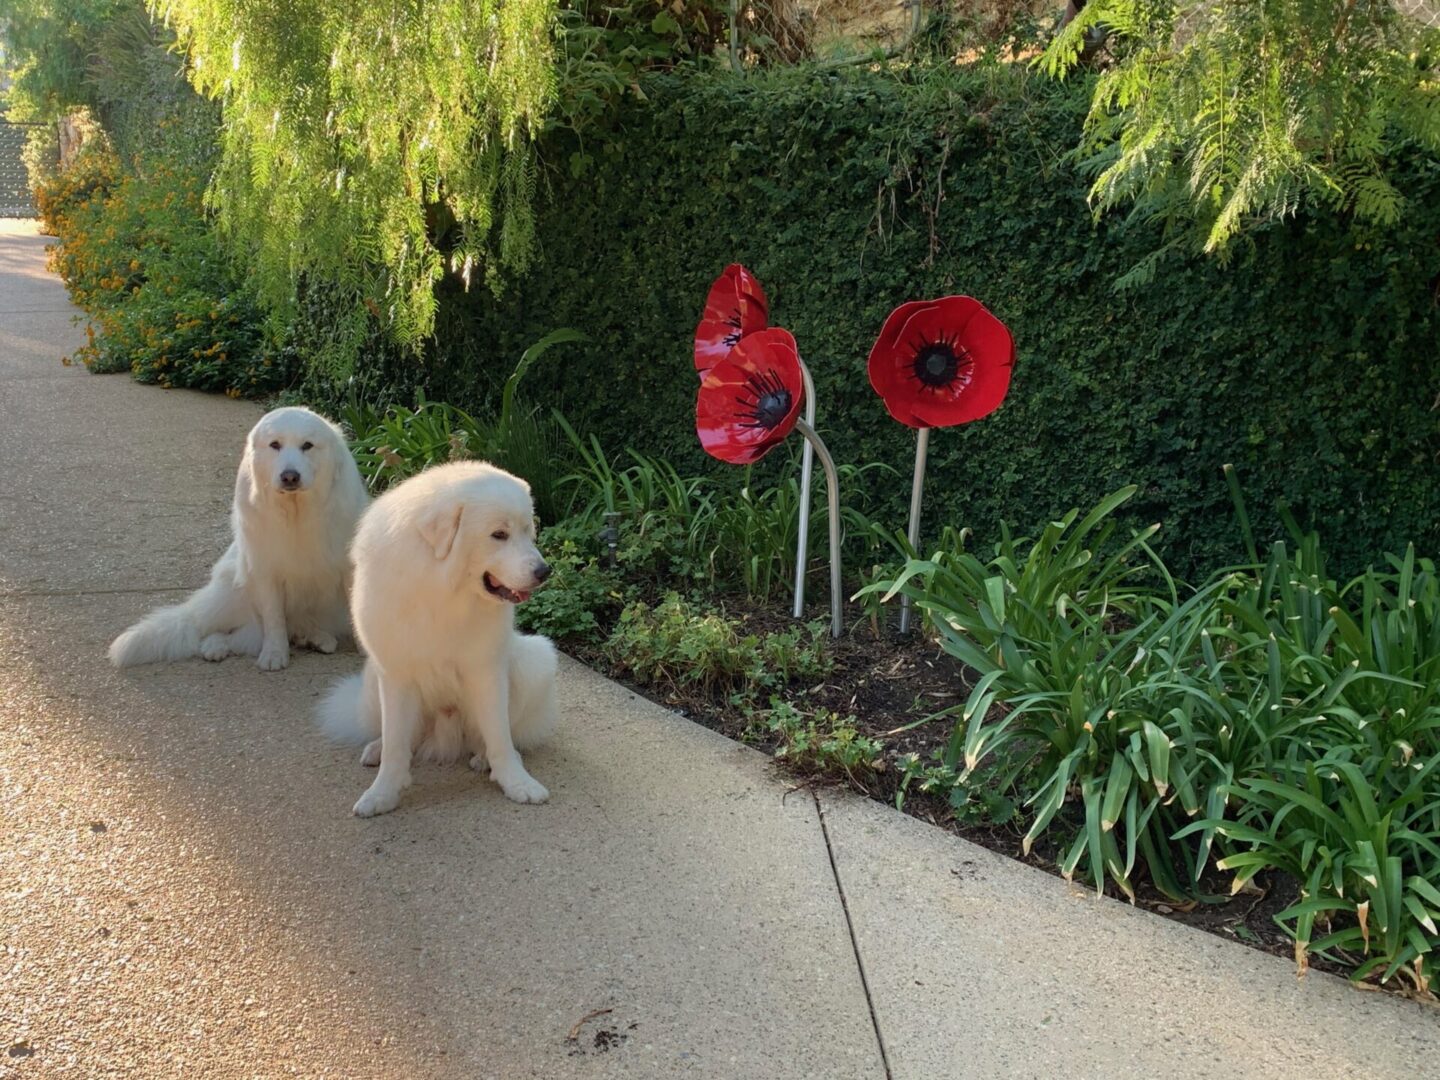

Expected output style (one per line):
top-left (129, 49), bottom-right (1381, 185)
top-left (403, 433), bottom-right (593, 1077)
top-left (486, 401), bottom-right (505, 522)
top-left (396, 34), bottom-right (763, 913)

top-left (563, 595), bottom-right (1346, 985)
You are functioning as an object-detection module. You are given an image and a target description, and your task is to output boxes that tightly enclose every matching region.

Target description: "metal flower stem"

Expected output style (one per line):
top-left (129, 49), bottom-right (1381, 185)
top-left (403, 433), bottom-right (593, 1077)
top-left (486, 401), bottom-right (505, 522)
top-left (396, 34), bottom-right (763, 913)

top-left (898, 426), bottom-right (931, 635)
top-left (794, 419), bottom-right (842, 639)
top-left (792, 359), bottom-right (817, 619)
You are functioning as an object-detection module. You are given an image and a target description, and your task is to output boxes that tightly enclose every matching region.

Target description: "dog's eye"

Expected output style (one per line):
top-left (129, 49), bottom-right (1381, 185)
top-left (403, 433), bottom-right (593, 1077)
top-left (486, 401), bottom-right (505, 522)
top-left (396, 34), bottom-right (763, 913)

top-left (491, 529), bottom-right (509, 541)
top-left (268, 440), bottom-right (281, 451)
top-left (301, 441), bottom-right (314, 451)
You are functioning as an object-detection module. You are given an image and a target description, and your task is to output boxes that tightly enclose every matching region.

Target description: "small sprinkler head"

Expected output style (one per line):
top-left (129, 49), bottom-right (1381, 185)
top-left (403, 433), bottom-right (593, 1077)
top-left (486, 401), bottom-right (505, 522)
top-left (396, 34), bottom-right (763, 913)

top-left (599, 512), bottom-right (622, 568)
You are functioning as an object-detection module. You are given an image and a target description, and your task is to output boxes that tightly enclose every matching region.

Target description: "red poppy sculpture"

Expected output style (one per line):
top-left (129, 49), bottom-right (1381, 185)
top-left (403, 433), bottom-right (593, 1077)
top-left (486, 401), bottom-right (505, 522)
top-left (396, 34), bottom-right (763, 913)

top-left (868, 296), bottom-right (1015, 429)
top-left (696, 328), bottom-right (803, 465)
top-left (695, 265), bottom-right (822, 623)
top-left (694, 263), bottom-right (769, 377)
top-left (694, 267), bottom-right (841, 637)
top-left (867, 295), bottom-right (1015, 632)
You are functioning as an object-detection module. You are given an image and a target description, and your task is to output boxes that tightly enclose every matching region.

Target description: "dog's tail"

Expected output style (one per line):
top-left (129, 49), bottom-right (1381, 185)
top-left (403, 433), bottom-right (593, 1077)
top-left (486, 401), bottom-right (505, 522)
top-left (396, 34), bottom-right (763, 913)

top-left (509, 633), bottom-right (560, 751)
top-left (318, 664), bottom-right (381, 744)
top-left (107, 586), bottom-right (213, 667)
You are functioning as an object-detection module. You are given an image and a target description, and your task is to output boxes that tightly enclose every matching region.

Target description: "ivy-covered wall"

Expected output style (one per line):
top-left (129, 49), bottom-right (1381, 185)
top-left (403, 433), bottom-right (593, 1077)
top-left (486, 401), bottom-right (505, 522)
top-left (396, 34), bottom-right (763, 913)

top-left (337, 66), bottom-right (1440, 578)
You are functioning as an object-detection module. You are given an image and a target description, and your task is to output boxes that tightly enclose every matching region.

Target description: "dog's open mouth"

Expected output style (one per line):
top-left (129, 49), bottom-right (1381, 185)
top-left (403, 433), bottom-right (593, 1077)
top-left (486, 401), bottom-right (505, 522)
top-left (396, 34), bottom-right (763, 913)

top-left (483, 572), bottom-right (531, 604)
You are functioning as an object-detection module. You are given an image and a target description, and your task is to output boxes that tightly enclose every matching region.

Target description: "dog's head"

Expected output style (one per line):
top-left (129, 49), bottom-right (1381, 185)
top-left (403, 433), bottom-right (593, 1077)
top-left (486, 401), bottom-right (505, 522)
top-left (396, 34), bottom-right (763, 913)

top-left (415, 466), bottom-right (550, 605)
top-left (247, 407), bottom-right (345, 496)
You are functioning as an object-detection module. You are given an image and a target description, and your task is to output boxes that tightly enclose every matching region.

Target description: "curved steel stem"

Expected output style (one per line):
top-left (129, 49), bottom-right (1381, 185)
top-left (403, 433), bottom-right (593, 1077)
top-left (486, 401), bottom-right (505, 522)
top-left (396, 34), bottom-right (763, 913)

top-left (792, 359), bottom-right (817, 619)
top-left (899, 426), bottom-right (930, 636)
top-left (794, 419), bottom-right (842, 639)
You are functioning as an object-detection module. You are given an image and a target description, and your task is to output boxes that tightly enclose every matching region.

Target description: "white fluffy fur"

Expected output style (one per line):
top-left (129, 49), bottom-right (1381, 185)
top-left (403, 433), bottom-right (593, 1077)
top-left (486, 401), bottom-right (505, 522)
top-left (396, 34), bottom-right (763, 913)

top-left (318, 461), bottom-right (559, 817)
top-left (108, 406), bottom-right (369, 670)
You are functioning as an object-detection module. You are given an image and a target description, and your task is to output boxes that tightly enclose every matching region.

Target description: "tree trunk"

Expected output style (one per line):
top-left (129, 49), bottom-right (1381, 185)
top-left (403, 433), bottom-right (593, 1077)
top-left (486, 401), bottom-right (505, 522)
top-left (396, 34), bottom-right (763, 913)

top-left (1061, 0), bottom-right (1110, 64)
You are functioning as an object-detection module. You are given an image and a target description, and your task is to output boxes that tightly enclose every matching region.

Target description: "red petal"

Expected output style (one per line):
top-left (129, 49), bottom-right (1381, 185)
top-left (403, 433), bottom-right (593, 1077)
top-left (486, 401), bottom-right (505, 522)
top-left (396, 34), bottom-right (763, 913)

top-left (696, 328), bottom-right (802, 464)
top-left (694, 264), bottom-right (769, 377)
top-left (867, 300), bottom-right (932, 404)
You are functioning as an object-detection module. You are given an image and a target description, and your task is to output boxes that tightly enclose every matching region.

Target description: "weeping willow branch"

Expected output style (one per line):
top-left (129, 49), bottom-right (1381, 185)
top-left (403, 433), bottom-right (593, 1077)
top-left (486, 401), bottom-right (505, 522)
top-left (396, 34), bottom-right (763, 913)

top-left (153, 0), bottom-right (558, 369)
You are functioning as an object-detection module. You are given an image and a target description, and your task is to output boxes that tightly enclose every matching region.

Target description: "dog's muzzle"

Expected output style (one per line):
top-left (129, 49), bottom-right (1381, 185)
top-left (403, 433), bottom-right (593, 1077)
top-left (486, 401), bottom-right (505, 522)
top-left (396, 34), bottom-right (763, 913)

top-left (278, 469), bottom-right (302, 492)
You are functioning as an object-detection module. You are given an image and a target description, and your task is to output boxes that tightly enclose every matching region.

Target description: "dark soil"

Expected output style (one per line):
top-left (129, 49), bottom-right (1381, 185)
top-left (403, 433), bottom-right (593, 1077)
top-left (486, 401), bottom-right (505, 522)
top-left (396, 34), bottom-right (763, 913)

top-left (565, 594), bottom-right (1367, 987)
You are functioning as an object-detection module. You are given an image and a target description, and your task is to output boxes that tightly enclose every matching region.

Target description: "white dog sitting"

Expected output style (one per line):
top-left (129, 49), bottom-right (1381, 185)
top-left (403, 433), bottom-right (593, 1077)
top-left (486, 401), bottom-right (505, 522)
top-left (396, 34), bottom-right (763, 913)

top-left (319, 461), bottom-right (559, 817)
top-left (108, 406), bottom-right (369, 670)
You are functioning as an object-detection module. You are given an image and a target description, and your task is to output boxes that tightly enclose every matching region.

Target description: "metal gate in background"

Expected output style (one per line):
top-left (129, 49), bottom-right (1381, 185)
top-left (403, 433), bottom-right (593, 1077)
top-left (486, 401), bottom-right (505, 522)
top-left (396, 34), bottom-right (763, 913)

top-left (0, 118), bottom-right (44, 218)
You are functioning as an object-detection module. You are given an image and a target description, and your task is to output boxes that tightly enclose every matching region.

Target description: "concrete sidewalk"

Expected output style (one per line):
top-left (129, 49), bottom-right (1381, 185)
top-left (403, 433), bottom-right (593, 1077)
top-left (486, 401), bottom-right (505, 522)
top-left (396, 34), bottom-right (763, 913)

top-left (1, 216), bottom-right (1436, 1078)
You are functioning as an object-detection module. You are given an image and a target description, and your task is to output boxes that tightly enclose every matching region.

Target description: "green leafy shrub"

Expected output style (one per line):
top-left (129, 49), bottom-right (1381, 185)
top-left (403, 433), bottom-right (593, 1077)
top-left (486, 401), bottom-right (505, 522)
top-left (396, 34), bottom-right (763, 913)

top-left (342, 332), bottom-right (584, 520)
top-left (866, 486), bottom-right (1201, 900)
top-left (1198, 756), bottom-right (1440, 996)
top-left (603, 593), bottom-right (831, 705)
top-left (560, 419), bottom-right (890, 602)
top-left (19, 120), bottom-right (62, 199)
top-left (344, 397), bottom-right (479, 490)
top-left (1183, 540), bottom-right (1440, 994)
top-left (41, 143), bottom-right (285, 396)
top-left (32, 129), bottom-right (117, 234)
top-left (515, 521), bottom-right (629, 643)
top-left (751, 699), bottom-right (883, 778)
top-left (874, 478), bottom-right (1440, 991)
top-left (894, 750), bottom-right (1018, 825)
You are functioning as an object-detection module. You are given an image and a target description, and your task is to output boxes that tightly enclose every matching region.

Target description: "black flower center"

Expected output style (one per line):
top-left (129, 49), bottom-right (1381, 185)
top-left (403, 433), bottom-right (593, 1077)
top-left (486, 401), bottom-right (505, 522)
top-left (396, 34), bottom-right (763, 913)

top-left (736, 368), bottom-right (792, 430)
top-left (723, 313), bottom-right (744, 348)
top-left (910, 336), bottom-right (973, 390)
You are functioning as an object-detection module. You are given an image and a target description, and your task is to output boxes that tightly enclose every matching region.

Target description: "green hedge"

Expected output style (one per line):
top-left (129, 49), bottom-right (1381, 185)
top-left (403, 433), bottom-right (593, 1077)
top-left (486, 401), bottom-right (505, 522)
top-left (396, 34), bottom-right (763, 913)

top-left (328, 65), bottom-right (1440, 578)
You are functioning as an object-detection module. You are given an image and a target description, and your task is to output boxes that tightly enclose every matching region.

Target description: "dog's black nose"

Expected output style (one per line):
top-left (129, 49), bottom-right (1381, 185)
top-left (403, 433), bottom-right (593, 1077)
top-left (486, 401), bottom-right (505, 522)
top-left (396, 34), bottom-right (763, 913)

top-left (279, 469), bottom-right (301, 488)
top-left (533, 561), bottom-right (552, 584)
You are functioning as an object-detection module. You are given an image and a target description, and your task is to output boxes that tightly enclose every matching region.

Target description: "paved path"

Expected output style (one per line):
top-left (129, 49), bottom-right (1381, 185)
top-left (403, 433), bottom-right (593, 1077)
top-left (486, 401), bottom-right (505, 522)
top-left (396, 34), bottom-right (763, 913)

top-left (1, 217), bottom-right (1437, 1078)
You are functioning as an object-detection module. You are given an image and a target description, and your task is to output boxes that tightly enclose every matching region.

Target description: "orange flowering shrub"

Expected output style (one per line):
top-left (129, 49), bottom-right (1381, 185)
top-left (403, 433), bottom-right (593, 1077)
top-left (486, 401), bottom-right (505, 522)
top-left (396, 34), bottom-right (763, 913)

top-left (38, 148), bottom-right (292, 396)
top-left (33, 142), bottom-right (119, 238)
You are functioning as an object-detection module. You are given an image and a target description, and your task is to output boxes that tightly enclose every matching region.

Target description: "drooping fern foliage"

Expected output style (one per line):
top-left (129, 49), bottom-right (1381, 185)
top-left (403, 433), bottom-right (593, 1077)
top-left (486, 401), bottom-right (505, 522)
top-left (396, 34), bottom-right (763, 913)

top-left (154, 0), bottom-right (558, 373)
top-left (1042, 0), bottom-right (1440, 260)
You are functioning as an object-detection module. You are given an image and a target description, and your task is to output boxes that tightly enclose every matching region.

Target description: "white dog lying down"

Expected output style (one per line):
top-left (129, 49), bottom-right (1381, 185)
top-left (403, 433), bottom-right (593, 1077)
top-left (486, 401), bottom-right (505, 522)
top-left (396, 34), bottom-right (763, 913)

top-left (108, 406), bottom-right (369, 671)
top-left (319, 461), bottom-right (559, 817)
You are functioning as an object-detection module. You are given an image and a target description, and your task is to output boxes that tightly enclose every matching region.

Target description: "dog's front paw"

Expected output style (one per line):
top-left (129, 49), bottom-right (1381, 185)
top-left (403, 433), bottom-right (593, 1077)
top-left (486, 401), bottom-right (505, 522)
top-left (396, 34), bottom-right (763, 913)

top-left (359, 739), bottom-right (382, 767)
top-left (468, 752), bottom-right (488, 773)
top-left (199, 634), bottom-right (230, 662)
top-left (352, 782), bottom-right (404, 818)
top-left (294, 630), bottom-right (338, 654)
top-left (256, 642), bottom-right (289, 671)
top-left (493, 766), bottom-right (549, 805)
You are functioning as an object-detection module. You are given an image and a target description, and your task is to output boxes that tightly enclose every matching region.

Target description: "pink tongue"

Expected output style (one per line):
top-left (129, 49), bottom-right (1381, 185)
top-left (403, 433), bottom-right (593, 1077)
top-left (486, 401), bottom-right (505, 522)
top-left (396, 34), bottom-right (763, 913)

top-left (513, 590), bottom-right (531, 603)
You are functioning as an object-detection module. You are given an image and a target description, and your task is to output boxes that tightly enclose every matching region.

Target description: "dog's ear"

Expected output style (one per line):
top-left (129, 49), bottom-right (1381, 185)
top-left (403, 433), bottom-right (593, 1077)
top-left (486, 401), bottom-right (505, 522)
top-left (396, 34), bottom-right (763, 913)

top-left (417, 502), bottom-right (464, 560)
top-left (241, 439), bottom-right (264, 506)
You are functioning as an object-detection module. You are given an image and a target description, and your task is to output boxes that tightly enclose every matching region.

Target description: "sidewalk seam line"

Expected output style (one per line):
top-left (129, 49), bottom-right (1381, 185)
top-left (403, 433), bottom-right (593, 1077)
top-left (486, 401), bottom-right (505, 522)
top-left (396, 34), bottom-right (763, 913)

top-left (812, 790), bottom-right (893, 1080)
